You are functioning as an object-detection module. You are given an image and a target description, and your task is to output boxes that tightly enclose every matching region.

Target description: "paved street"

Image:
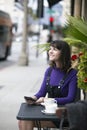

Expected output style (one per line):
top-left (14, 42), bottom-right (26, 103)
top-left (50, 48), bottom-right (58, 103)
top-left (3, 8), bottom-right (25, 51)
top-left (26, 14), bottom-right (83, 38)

top-left (0, 39), bottom-right (48, 130)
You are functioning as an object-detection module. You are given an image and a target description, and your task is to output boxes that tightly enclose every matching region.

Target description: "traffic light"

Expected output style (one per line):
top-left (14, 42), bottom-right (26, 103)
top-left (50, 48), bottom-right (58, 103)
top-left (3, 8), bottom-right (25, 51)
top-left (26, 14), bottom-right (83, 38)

top-left (37, 0), bottom-right (44, 18)
top-left (49, 16), bottom-right (54, 29)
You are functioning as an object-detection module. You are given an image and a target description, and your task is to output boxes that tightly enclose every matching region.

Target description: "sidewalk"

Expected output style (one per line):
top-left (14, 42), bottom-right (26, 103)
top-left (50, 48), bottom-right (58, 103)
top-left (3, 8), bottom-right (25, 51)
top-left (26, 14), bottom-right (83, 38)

top-left (0, 40), bottom-right (48, 130)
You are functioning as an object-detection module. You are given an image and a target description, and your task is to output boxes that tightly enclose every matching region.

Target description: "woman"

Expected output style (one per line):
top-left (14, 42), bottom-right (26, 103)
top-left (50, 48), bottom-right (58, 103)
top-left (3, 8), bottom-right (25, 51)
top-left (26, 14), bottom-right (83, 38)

top-left (18, 40), bottom-right (77, 130)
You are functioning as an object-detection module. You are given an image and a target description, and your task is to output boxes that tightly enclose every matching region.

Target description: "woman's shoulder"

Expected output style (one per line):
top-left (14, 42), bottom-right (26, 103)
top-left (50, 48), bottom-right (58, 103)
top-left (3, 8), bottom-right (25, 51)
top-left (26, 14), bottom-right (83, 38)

top-left (66, 68), bottom-right (77, 81)
top-left (71, 68), bottom-right (77, 73)
top-left (69, 68), bottom-right (77, 76)
top-left (44, 66), bottom-right (53, 76)
top-left (45, 66), bottom-right (52, 73)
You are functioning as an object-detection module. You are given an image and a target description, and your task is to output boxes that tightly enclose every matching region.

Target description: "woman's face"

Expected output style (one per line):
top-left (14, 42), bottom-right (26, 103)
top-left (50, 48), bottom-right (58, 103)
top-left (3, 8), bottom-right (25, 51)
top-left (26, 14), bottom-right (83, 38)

top-left (48, 46), bottom-right (61, 62)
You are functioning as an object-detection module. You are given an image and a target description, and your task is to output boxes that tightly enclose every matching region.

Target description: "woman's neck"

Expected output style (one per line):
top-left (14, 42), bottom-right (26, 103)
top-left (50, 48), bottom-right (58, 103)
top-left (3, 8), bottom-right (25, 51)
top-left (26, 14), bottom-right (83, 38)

top-left (55, 61), bottom-right (61, 68)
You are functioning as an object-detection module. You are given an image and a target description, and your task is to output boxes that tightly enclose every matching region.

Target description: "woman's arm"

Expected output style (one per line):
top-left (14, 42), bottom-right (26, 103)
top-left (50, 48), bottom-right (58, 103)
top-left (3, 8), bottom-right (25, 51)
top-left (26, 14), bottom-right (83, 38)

top-left (34, 67), bottom-right (51, 99)
top-left (55, 70), bottom-right (77, 105)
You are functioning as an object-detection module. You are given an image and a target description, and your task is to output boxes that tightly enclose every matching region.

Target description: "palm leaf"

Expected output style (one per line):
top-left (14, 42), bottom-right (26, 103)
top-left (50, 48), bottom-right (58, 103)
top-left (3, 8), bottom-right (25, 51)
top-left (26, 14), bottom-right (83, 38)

top-left (65, 16), bottom-right (87, 44)
top-left (33, 43), bottom-right (50, 53)
top-left (69, 16), bottom-right (87, 37)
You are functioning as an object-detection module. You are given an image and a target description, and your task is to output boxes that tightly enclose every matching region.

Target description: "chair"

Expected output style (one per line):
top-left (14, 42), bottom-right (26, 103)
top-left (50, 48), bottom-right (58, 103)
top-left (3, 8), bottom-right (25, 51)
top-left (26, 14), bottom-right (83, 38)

top-left (74, 87), bottom-right (81, 102)
top-left (43, 88), bottom-right (81, 130)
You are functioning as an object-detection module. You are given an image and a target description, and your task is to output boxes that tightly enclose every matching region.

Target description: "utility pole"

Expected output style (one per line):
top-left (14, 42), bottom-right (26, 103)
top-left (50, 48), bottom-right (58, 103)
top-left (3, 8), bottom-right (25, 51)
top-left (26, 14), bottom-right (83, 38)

top-left (36, 0), bottom-right (43, 57)
top-left (18, 0), bottom-right (29, 65)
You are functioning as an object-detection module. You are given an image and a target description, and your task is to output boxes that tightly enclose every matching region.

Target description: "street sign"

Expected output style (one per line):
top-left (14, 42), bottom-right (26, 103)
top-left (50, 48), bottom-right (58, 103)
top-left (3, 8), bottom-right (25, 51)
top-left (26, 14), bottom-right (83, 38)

top-left (47, 9), bottom-right (55, 14)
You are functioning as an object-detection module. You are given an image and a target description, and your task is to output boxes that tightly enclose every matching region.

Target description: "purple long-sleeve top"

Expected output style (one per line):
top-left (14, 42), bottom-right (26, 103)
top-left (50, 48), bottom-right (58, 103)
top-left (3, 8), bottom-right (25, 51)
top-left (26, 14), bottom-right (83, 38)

top-left (35, 67), bottom-right (77, 105)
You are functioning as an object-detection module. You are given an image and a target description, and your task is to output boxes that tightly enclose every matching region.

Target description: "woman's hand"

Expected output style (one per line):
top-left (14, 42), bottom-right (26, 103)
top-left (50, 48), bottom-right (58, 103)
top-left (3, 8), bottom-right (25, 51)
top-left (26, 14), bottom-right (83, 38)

top-left (36, 97), bottom-right (44, 104)
top-left (24, 96), bottom-right (37, 105)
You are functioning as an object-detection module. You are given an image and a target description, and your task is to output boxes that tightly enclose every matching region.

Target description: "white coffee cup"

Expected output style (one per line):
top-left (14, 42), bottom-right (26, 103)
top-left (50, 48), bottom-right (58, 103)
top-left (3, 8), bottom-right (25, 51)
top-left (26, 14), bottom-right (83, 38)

top-left (44, 98), bottom-right (57, 105)
top-left (45, 103), bottom-right (57, 113)
top-left (44, 98), bottom-right (57, 113)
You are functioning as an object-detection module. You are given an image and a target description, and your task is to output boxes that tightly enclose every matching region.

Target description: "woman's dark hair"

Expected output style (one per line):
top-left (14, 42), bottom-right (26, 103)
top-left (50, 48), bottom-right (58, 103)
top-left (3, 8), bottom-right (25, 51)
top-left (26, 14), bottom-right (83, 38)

top-left (49, 40), bottom-right (71, 72)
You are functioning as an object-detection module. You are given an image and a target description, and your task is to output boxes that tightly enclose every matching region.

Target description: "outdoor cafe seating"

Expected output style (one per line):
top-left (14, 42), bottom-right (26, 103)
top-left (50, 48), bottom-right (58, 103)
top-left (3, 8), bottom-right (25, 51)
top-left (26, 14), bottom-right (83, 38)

top-left (16, 88), bottom-right (81, 130)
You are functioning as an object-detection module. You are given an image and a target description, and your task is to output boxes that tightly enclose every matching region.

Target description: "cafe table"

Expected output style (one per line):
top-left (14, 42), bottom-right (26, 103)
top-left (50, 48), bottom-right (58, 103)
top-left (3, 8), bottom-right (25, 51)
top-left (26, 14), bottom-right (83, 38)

top-left (16, 103), bottom-right (61, 130)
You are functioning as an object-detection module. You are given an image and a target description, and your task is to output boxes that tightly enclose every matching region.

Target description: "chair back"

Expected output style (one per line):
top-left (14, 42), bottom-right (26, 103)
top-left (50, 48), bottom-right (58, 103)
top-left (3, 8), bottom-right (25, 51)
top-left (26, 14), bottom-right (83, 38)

top-left (74, 87), bottom-right (81, 102)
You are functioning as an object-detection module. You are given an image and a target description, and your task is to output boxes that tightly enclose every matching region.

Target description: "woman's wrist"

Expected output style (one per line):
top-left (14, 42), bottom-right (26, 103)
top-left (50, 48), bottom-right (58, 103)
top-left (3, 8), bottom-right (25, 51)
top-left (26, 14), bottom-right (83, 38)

top-left (32, 96), bottom-right (37, 100)
top-left (41, 97), bottom-right (44, 102)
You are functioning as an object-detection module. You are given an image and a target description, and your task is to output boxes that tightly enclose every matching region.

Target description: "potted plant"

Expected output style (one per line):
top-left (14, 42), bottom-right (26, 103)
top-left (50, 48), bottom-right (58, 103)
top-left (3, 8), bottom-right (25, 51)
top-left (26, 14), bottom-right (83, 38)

top-left (64, 16), bottom-right (87, 99)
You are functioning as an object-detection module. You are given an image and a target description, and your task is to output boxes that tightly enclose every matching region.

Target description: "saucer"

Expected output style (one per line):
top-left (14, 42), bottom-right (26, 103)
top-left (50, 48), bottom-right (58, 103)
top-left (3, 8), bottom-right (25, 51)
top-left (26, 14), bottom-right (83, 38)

top-left (41, 109), bottom-right (56, 115)
top-left (40, 102), bottom-right (45, 106)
